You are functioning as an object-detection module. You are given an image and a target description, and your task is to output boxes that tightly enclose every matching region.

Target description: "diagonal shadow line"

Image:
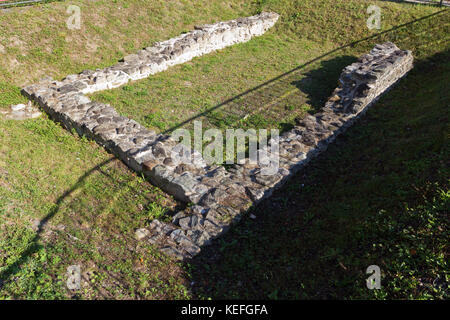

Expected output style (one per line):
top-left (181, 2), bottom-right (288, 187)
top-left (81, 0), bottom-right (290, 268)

top-left (0, 0), bottom-right (62, 9)
top-left (161, 9), bottom-right (448, 135)
top-left (0, 8), bottom-right (446, 295)
top-left (94, 165), bottom-right (186, 216)
top-left (381, 0), bottom-right (449, 7)
top-left (0, 157), bottom-right (115, 286)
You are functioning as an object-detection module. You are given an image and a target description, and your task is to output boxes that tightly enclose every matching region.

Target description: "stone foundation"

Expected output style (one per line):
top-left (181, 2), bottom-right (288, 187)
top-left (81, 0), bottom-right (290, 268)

top-left (0, 101), bottom-right (41, 120)
top-left (21, 13), bottom-right (413, 260)
top-left (141, 42), bottom-right (414, 260)
top-left (22, 12), bottom-right (279, 203)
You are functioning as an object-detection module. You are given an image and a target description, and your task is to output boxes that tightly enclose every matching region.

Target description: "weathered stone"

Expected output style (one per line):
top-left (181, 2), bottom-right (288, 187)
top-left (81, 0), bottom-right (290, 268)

top-left (153, 143), bottom-right (168, 158)
top-left (11, 104), bottom-right (26, 111)
top-left (180, 240), bottom-right (201, 256)
top-left (178, 215), bottom-right (200, 230)
top-left (148, 219), bottom-right (175, 236)
top-left (160, 247), bottom-right (186, 260)
top-left (1, 102), bottom-right (42, 120)
top-left (170, 172), bottom-right (198, 200)
top-left (172, 212), bottom-right (187, 225)
top-left (142, 159), bottom-right (158, 172)
top-left (135, 228), bottom-right (150, 240)
top-left (163, 157), bottom-right (174, 166)
top-left (22, 26), bottom-right (412, 262)
top-left (174, 163), bottom-right (195, 174)
top-left (186, 230), bottom-right (212, 247)
top-left (202, 219), bottom-right (224, 237)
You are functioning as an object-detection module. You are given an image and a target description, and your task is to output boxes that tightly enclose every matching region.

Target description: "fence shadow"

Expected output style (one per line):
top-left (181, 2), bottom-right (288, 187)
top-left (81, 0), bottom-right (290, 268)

top-left (196, 55), bottom-right (357, 132)
top-left (380, 0), bottom-right (449, 7)
top-left (291, 55), bottom-right (356, 112)
top-left (188, 50), bottom-right (449, 299)
top-left (161, 9), bottom-right (447, 134)
top-left (0, 155), bottom-right (184, 297)
top-left (0, 158), bottom-right (114, 289)
top-left (0, 8), bottom-right (447, 299)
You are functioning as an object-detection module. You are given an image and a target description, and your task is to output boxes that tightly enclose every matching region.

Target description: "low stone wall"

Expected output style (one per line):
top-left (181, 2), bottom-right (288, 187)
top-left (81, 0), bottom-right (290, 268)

top-left (53, 12), bottom-right (280, 95)
top-left (139, 42), bottom-right (414, 259)
top-left (22, 12), bottom-right (279, 204)
top-left (22, 13), bottom-right (413, 260)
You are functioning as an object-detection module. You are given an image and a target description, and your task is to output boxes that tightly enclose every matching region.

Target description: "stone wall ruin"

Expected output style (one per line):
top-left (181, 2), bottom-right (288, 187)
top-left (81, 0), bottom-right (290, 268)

top-left (21, 12), bottom-right (414, 260)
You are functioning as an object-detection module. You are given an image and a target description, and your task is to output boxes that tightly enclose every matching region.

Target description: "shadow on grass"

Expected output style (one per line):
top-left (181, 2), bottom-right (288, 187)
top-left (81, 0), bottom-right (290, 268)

top-left (380, 0), bottom-right (448, 7)
top-left (188, 50), bottom-right (449, 299)
top-left (1, 8), bottom-right (447, 299)
top-left (202, 55), bottom-right (356, 131)
top-left (291, 55), bottom-right (356, 111)
top-left (0, 149), bottom-right (186, 297)
top-left (161, 9), bottom-right (447, 134)
top-left (0, 158), bottom-right (114, 290)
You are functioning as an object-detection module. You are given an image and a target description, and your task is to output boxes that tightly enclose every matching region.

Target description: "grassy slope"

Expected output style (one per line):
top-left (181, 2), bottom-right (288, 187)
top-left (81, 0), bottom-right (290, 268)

top-left (90, 0), bottom-right (444, 134)
top-left (0, 0), bottom-right (252, 299)
top-left (0, 0), bottom-right (253, 86)
top-left (190, 51), bottom-right (449, 300)
top-left (0, 0), bottom-right (448, 299)
top-left (0, 85), bottom-right (188, 299)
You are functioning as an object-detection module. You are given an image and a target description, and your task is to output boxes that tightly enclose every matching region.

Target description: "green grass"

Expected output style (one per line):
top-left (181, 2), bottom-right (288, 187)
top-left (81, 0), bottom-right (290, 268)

top-left (0, 0), bottom-right (255, 87)
top-left (0, 0), bottom-right (448, 299)
top-left (0, 82), bottom-right (188, 299)
top-left (189, 51), bottom-right (449, 299)
top-left (0, 0), bottom-right (63, 9)
top-left (90, 0), bottom-right (446, 135)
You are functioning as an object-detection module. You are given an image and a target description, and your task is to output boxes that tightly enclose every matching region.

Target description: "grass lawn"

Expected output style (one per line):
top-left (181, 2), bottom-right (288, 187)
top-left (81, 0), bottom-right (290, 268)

top-left (0, 0), bottom-right (448, 299)
top-left (189, 50), bottom-right (449, 299)
top-left (0, 84), bottom-right (189, 299)
top-left (90, 0), bottom-right (446, 134)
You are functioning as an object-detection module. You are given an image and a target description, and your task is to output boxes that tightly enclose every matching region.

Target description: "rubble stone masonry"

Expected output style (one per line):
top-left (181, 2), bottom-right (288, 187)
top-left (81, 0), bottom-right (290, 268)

top-left (22, 12), bottom-right (413, 260)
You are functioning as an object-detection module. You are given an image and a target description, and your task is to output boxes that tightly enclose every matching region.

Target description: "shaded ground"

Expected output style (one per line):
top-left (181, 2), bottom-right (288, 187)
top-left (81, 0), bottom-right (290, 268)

top-left (91, 2), bottom-right (447, 136)
top-left (189, 50), bottom-right (449, 299)
top-left (0, 86), bottom-right (188, 299)
top-left (0, 0), bottom-right (258, 300)
top-left (0, 0), bottom-right (448, 299)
